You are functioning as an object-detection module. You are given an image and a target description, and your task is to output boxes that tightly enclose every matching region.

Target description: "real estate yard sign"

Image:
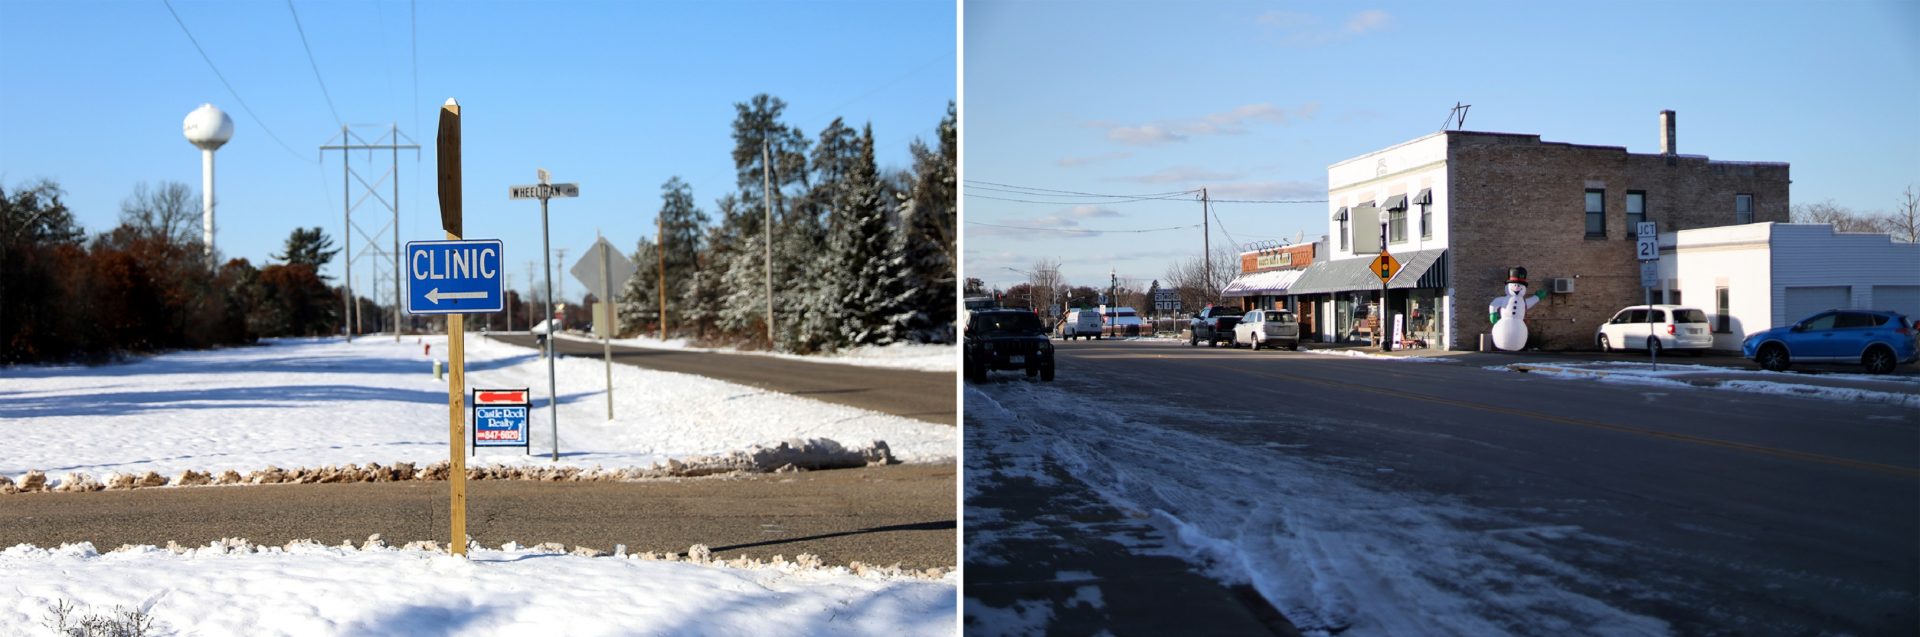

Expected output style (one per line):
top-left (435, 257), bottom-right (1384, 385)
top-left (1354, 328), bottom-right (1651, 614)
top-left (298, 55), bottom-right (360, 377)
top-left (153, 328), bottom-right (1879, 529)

top-left (472, 388), bottom-right (532, 453)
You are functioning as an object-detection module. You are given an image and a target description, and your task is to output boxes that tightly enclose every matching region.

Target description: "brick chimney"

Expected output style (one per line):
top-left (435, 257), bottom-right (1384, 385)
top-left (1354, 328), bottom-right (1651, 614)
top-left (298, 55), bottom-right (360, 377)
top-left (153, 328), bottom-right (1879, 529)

top-left (1659, 110), bottom-right (1676, 156)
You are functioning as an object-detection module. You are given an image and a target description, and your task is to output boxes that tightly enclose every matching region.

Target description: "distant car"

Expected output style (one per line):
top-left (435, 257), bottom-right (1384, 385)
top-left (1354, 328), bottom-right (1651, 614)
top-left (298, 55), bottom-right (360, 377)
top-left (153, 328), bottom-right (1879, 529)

top-left (964, 296), bottom-right (999, 311)
top-left (1595, 305), bottom-right (1711, 355)
top-left (1060, 309), bottom-right (1103, 340)
top-left (964, 309), bottom-right (1056, 382)
top-left (1743, 309), bottom-right (1918, 374)
top-left (1101, 307), bottom-right (1144, 337)
top-left (530, 319), bottom-right (554, 345)
top-left (1232, 309), bottom-right (1299, 351)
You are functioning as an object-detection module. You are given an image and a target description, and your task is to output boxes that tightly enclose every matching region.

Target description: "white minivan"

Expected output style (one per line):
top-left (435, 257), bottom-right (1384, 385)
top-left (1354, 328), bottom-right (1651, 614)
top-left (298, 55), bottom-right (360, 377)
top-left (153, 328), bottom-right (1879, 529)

top-left (1060, 309), bottom-right (1103, 340)
top-left (1595, 305), bottom-right (1712, 354)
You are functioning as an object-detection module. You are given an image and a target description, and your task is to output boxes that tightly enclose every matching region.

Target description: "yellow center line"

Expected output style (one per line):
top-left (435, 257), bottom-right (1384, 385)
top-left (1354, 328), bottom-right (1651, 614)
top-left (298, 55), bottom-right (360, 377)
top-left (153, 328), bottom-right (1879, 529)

top-left (1204, 358), bottom-right (1919, 479)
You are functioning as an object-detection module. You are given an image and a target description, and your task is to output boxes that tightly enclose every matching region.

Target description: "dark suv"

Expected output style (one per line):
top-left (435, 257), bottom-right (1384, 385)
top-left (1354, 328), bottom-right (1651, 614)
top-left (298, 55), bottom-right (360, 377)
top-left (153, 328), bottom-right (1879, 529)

top-left (964, 309), bottom-right (1056, 382)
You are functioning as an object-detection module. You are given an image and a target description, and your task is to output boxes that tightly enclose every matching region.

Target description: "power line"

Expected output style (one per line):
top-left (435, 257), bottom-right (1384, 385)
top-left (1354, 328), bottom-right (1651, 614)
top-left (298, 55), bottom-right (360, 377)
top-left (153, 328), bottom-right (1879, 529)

top-left (965, 192), bottom-right (1197, 206)
top-left (966, 220), bottom-right (1200, 234)
top-left (1207, 197), bottom-right (1329, 204)
top-left (967, 180), bottom-right (1190, 197)
top-left (161, 0), bottom-right (315, 164)
top-left (286, 0), bottom-right (344, 127)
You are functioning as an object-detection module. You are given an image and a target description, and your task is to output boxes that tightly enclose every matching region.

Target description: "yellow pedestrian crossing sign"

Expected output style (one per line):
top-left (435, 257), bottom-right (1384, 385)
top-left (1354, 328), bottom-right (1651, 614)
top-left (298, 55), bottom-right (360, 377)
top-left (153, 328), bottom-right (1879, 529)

top-left (1370, 251), bottom-right (1400, 284)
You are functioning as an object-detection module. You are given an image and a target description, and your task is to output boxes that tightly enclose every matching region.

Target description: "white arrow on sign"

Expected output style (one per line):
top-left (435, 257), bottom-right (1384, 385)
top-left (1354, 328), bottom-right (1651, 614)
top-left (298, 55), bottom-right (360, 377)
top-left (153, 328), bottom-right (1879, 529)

top-left (425, 288), bottom-right (489, 304)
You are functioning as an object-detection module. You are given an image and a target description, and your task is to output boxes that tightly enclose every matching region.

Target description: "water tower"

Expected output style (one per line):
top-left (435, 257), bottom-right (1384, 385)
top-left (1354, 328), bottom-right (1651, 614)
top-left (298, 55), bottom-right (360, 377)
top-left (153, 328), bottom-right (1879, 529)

top-left (182, 104), bottom-right (234, 263)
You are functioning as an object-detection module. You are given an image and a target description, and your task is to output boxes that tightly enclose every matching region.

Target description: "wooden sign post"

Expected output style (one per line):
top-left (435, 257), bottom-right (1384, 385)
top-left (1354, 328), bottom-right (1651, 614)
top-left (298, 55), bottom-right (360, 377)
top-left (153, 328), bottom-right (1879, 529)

top-left (436, 97), bottom-right (467, 557)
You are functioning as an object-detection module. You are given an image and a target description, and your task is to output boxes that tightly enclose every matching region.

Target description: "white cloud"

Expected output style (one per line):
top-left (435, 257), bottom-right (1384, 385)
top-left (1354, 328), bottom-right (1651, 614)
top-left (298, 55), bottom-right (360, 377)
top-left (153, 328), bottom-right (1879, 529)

top-left (1095, 102), bottom-right (1320, 146)
top-left (1063, 205), bottom-right (1122, 219)
top-left (1257, 9), bottom-right (1393, 47)
top-left (1206, 180), bottom-right (1326, 200)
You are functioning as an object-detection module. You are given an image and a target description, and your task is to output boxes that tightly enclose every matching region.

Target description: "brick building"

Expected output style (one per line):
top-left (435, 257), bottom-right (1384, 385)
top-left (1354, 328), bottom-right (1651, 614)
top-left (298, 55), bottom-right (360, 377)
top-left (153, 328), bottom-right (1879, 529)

top-left (1292, 111), bottom-right (1791, 350)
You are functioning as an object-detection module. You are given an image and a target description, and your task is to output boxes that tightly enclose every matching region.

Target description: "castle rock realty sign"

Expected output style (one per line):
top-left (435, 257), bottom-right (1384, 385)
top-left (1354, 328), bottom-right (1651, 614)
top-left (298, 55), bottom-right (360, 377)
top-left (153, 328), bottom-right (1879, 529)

top-left (406, 239), bottom-right (506, 314)
top-left (471, 388), bottom-right (531, 452)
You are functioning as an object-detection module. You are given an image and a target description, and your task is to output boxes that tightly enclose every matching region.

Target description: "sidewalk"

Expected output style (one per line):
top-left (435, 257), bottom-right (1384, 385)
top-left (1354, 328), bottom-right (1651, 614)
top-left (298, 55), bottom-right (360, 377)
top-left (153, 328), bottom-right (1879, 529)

top-left (1293, 340), bottom-right (1920, 403)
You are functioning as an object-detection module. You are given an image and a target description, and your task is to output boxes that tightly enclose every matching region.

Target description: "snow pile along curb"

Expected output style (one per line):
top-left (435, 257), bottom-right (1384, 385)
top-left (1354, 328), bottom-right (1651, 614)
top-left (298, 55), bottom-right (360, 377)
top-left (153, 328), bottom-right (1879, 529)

top-left (1, 438), bottom-right (896, 495)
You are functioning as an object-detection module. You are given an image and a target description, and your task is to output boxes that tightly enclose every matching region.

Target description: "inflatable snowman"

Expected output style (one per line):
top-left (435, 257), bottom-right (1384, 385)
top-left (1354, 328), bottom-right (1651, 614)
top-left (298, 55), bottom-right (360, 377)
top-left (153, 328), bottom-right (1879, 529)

top-left (1488, 266), bottom-right (1549, 351)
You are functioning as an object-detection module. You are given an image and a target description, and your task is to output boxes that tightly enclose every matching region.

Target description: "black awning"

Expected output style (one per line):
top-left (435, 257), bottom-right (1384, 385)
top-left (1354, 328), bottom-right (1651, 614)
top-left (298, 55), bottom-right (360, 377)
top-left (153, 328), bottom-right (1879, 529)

top-left (1381, 194), bottom-right (1408, 210)
top-left (1414, 188), bottom-right (1432, 205)
top-left (1332, 206), bottom-right (1348, 221)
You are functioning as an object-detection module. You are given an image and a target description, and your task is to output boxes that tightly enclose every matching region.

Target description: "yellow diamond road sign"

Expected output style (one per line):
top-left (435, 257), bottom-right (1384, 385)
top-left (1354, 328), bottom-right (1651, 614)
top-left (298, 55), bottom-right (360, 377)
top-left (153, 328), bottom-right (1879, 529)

top-left (1370, 252), bottom-right (1401, 284)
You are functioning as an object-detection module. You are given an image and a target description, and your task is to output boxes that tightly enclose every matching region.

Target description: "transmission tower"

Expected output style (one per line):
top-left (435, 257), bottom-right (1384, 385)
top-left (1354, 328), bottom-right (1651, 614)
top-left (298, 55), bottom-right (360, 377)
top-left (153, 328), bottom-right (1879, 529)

top-left (321, 124), bottom-right (420, 342)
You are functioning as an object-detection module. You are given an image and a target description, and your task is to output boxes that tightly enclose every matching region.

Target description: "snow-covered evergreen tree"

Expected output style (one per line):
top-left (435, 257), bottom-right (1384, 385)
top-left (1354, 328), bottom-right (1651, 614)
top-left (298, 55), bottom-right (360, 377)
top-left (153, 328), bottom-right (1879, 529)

top-left (896, 102), bottom-right (957, 342)
top-left (833, 125), bottom-right (911, 346)
top-left (614, 238), bottom-right (659, 337)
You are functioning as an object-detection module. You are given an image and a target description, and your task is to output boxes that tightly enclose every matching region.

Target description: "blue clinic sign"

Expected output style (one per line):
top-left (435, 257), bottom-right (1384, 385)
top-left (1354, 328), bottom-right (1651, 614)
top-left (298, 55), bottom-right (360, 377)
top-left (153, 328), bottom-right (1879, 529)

top-left (406, 239), bottom-right (505, 315)
top-left (472, 388), bottom-right (531, 452)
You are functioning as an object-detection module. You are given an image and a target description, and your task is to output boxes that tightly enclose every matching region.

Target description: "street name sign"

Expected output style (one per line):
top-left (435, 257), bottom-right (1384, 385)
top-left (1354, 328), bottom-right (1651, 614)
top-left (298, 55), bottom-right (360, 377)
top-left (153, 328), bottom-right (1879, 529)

top-left (406, 239), bottom-right (505, 314)
top-left (570, 236), bottom-right (638, 304)
top-left (471, 388), bottom-right (531, 452)
top-left (1370, 251), bottom-right (1401, 285)
top-left (1636, 222), bottom-right (1659, 262)
top-left (509, 183), bottom-right (580, 200)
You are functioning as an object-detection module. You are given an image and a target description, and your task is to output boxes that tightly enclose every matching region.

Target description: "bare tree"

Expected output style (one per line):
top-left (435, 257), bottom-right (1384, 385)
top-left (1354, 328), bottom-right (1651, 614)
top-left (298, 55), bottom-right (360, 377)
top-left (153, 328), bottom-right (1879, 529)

top-left (120, 181), bottom-right (203, 246)
top-left (1892, 186), bottom-right (1919, 243)
top-left (1025, 258), bottom-right (1064, 317)
top-left (1791, 200), bottom-right (1892, 234)
top-left (1163, 247), bottom-right (1239, 311)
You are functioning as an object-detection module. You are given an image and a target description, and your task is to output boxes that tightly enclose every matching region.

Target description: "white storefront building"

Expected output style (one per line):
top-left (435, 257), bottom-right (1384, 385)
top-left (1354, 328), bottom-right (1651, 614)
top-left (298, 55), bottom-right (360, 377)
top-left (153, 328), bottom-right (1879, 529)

top-left (1658, 223), bottom-right (1920, 350)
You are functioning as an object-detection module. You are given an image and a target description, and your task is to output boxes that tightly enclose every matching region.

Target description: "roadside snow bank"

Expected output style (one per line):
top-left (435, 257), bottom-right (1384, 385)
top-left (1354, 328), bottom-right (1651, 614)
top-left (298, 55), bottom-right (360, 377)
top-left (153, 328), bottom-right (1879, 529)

top-left (1, 337), bottom-right (952, 492)
top-left (1300, 348), bottom-right (1459, 363)
top-left (1489, 362), bottom-right (1920, 407)
top-left (559, 333), bottom-right (955, 372)
top-left (1, 539), bottom-right (954, 636)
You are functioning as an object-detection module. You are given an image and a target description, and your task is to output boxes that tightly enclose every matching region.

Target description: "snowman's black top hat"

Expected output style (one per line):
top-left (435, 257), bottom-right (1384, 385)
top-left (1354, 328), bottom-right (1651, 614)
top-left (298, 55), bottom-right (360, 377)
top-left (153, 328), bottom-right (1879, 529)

top-left (1507, 267), bottom-right (1528, 285)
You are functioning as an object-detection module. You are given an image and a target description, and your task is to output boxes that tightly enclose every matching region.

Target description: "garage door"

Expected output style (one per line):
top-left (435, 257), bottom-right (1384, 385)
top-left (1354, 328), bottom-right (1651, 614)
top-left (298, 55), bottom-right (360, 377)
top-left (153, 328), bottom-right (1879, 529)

top-left (1782, 286), bottom-right (1850, 325)
top-left (1873, 285), bottom-right (1920, 321)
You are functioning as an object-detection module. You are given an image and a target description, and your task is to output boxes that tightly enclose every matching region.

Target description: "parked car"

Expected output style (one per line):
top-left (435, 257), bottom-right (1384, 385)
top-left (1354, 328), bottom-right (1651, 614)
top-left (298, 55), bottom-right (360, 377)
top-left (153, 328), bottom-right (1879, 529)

top-left (1059, 309), bottom-right (1103, 340)
top-left (1595, 305), bottom-right (1712, 355)
top-left (964, 309), bottom-right (1056, 382)
top-left (1232, 309), bottom-right (1299, 351)
top-left (1742, 309), bottom-right (1918, 374)
top-left (1101, 307), bottom-right (1144, 337)
top-left (1188, 306), bottom-right (1242, 347)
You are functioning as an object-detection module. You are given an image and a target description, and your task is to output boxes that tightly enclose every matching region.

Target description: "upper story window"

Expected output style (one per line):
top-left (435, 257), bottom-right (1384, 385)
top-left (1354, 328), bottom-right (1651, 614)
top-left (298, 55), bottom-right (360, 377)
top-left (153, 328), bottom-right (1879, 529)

top-left (1585, 189), bottom-right (1606, 238)
top-left (1388, 208), bottom-right (1407, 243)
top-left (1626, 191), bottom-right (1646, 236)
top-left (1736, 194), bottom-right (1754, 224)
top-left (1334, 207), bottom-right (1350, 252)
top-left (1416, 188), bottom-right (1433, 239)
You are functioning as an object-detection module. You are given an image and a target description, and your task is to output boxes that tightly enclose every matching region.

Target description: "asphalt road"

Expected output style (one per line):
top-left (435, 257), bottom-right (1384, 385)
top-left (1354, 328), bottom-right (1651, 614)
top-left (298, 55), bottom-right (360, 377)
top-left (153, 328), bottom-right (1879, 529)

top-left (970, 338), bottom-right (1918, 635)
top-left (490, 334), bottom-right (954, 426)
top-left (0, 464), bottom-right (956, 570)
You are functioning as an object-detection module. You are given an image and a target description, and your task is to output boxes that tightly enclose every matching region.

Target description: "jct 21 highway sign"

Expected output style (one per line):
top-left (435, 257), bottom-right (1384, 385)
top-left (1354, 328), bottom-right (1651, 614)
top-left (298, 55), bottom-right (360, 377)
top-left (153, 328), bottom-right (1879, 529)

top-left (406, 239), bottom-right (505, 314)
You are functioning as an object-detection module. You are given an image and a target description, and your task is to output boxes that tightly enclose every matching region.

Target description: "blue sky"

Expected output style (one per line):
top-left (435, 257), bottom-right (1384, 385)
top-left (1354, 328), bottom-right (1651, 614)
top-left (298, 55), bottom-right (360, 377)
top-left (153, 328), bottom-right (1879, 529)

top-left (963, 0), bottom-right (1920, 291)
top-left (1, 0), bottom-right (954, 303)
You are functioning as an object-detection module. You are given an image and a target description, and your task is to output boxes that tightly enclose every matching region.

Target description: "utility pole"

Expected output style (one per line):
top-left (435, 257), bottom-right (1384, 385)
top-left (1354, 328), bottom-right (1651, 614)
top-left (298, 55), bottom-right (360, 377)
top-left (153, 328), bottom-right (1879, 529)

top-left (555, 247), bottom-right (569, 305)
top-left (1202, 188), bottom-right (1211, 304)
top-left (657, 213), bottom-right (666, 339)
top-left (761, 139), bottom-right (775, 347)
top-left (321, 124), bottom-right (420, 342)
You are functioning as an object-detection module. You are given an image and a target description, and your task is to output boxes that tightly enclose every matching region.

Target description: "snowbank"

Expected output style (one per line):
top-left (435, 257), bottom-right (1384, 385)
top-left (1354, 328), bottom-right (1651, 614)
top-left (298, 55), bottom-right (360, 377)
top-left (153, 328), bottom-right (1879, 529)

top-left (1488, 362), bottom-right (1920, 407)
top-left (1299, 347), bottom-right (1459, 363)
top-left (0, 337), bottom-right (953, 491)
top-left (0, 539), bottom-right (955, 636)
top-left (558, 333), bottom-right (955, 372)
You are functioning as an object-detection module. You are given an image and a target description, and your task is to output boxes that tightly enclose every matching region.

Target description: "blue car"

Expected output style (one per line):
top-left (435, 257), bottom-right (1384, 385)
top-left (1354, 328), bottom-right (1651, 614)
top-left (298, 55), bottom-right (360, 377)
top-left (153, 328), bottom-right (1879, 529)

top-left (1742, 309), bottom-right (1919, 374)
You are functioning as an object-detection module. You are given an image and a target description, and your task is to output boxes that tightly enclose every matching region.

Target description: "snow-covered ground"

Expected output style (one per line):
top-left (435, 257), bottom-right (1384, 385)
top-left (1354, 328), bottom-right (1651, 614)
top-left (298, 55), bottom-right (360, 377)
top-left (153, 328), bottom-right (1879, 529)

top-left (1489, 361), bottom-right (1920, 407)
top-left (1, 336), bottom-right (953, 489)
top-left (1299, 347), bottom-right (1459, 363)
top-left (965, 382), bottom-right (1671, 636)
top-left (556, 333), bottom-right (955, 372)
top-left (1, 540), bottom-right (955, 636)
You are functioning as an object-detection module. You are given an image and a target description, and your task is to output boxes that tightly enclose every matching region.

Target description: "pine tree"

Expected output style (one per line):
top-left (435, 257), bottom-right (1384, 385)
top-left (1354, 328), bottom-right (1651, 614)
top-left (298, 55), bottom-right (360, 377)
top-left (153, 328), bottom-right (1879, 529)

top-left (614, 238), bottom-right (659, 337)
top-left (897, 102), bottom-right (957, 341)
top-left (833, 125), bottom-right (911, 347)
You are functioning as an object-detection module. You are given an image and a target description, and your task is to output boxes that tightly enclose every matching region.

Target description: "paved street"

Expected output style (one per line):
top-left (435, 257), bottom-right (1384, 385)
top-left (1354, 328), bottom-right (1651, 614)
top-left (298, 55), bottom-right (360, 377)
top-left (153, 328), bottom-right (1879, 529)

top-left (1, 464), bottom-right (956, 571)
top-left (490, 334), bottom-right (955, 426)
top-left (965, 338), bottom-right (1919, 635)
